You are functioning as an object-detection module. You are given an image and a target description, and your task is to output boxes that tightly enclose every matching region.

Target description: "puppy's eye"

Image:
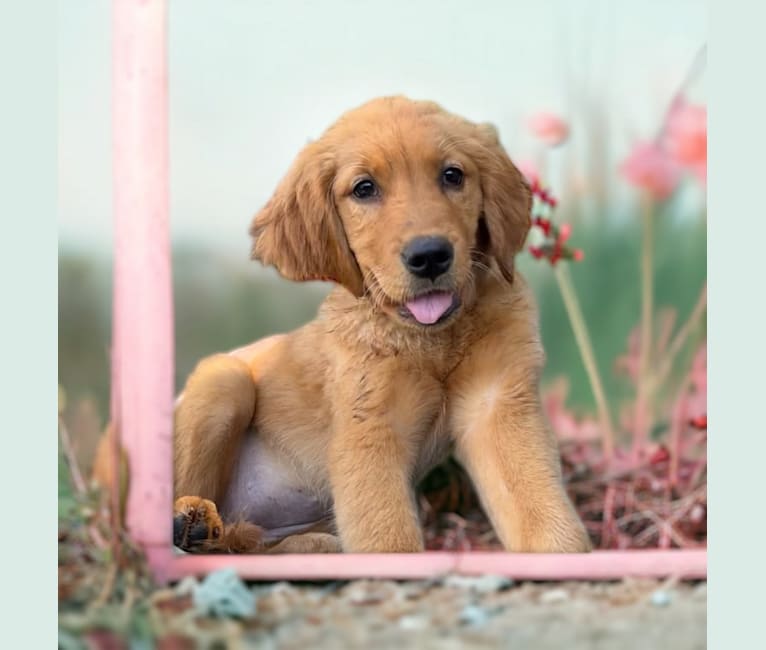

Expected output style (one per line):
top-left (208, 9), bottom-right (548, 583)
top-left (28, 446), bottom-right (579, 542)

top-left (442, 167), bottom-right (464, 188)
top-left (352, 179), bottom-right (378, 200)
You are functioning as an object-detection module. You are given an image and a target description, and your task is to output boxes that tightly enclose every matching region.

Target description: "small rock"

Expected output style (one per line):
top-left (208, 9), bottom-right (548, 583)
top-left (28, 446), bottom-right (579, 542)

top-left (192, 568), bottom-right (257, 618)
top-left (269, 581), bottom-right (297, 596)
top-left (400, 582), bottom-right (429, 600)
top-left (243, 631), bottom-right (278, 650)
top-left (444, 574), bottom-right (514, 594)
top-left (650, 589), bottom-right (672, 607)
top-left (690, 503), bottom-right (706, 523)
top-left (459, 604), bottom-right (491, 627)
top-left (173, 576), bottom-right (199, 597)
top-left (156, 634), bottom-right (196, 650)
top-left (83, 630), bottom-right (128, 650)
top-left (344, 580), bottom-right (399, 605)
top-left (317, 581), bottom-right (346, 596)
top-left (398, 614), bottom-right (429, 630)
top-left (540, 588), bottom-right (570, 604)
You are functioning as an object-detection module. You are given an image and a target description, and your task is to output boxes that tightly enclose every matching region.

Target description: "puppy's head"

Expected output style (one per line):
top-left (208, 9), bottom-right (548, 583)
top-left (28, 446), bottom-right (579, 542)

top-left (251, 96), bottom-right (531, 328)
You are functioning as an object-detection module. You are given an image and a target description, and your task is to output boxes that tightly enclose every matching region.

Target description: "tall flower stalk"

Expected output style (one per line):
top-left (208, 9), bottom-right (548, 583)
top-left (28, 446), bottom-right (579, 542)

top-left (525, 47), bottom-right (705, 465)
top-left (619, 45), bottom-right (707, 460)
top-left (553, 263), bottom-right (615, 460)
top-left (526, 181), bottom-right (615, 462)
top-left (633, 195), bottom-right (656, 460)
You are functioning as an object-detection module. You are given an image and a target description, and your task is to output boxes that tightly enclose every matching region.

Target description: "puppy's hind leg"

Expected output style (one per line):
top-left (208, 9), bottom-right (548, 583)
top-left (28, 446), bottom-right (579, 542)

top-left (267, 533), bottom-right (342, 554)
top-left (173, 354), bottom-right (257, 552)
top-left (174, 354), bottom-right (256, 503)
top-left (173, 496), bottom-right (267, 553)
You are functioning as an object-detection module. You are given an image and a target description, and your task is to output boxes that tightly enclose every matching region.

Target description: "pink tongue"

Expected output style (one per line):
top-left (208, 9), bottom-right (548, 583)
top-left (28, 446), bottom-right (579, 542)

top-left (405, 292), bottom-right (454, 325)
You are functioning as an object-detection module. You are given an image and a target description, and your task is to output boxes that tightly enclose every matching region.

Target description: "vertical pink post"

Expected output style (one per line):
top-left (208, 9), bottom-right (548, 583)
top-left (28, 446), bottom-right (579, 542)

top-left (112, 0), bottom-right (173, 573)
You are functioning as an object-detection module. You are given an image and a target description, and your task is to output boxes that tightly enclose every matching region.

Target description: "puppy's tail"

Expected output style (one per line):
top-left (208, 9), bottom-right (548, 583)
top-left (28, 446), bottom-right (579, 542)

top-left (202, 519), bottom-right (267, 554)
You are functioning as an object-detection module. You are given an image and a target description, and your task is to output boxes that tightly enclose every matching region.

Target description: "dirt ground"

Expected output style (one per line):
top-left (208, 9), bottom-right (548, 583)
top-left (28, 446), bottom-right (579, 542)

top-left (110, 575), bottom-right (706, 649)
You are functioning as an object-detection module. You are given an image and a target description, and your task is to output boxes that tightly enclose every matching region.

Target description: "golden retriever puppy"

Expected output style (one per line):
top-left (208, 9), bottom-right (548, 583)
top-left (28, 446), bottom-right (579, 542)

top-left (171, 96), bottom-right (591, 554)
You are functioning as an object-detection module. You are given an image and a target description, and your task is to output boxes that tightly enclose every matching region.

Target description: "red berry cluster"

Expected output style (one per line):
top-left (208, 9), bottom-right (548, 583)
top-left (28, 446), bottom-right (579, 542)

top-left (649, 444), bottom-right (671, 465)
top-left (688, 414), bottom-right (707, 430)
top-left (527, 182), bottom-right (583, 266)
top-left (529, 178), bottom-right (558, 208)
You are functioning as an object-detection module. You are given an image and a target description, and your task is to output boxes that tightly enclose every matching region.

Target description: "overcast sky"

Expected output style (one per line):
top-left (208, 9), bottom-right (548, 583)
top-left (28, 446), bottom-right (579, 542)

top-left (58, 0), bottom-right (706, 257)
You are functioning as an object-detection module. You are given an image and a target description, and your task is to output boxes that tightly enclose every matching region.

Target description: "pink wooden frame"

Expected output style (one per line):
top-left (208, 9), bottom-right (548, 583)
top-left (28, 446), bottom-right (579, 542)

top-left (111, 0), bottom-right (706, 584)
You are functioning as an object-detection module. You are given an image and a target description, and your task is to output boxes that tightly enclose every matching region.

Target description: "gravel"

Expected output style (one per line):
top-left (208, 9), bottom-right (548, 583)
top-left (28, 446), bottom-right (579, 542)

top-left (145, 574), bottom-right (706, 649)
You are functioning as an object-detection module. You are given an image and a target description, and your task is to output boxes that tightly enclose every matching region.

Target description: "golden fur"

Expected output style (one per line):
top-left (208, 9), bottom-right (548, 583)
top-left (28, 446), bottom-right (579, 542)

top-left (102, 96), bottom-right (591, 554)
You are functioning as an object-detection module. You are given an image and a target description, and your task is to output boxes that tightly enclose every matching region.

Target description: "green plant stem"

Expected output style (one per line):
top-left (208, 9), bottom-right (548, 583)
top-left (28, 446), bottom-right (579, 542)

top-left (648, 282), bottom-right (707, 395)
top-left (58, 417), bottom-right (87, 496)
top-left (668, 371), bottom-right (693, 488)
top-left (555, 263), bottom-right (615, 460)
top-left (634, 197), bottom-right (655, 459)
top-left (59, 417), bottom-right (108, 550)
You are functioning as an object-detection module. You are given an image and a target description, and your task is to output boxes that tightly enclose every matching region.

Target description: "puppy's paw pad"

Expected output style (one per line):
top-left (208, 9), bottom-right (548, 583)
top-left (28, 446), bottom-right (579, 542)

top-left (173, 496), bottom-right (223, 551)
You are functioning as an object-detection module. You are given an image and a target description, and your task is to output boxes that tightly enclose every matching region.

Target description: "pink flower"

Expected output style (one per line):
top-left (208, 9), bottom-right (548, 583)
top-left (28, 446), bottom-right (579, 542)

top-left (665, 100), bottom-right (707, 168)
top-left (664, 99), bottom-right (707, 187)
top-left (619, 141), bottom-right (681, 200)
top-left (527, 112), bottom-right (569, 147)
top-left (689, 415), bottom-right (707, 430)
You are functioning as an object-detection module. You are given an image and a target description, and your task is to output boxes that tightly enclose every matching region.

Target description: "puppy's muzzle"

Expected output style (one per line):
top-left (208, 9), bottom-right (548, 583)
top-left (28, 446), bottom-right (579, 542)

top-left (401, 236), bottom-right (454, 281)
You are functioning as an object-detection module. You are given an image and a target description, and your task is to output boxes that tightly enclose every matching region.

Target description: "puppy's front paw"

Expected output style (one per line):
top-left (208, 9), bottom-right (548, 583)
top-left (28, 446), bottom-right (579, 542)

top-left (173, 496), bottom-right (223, 552)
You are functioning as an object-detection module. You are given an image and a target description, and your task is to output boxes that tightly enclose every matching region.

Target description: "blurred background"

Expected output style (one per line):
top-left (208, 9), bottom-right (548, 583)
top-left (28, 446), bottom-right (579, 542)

top-left (58, 0), bottom-right (706, 473)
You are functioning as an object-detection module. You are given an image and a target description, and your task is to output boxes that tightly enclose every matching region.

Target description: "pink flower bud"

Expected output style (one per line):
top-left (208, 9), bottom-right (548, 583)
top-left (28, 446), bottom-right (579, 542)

top-left (665, 99), bottom-right (706, 170)
top-left (620, 141), bottom-right (681, 200)
top-left (527, 112), bottom-right (570, 147)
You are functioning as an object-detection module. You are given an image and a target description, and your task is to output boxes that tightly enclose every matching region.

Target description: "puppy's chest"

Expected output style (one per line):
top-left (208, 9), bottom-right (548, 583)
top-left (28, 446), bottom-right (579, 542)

top-left (411, 395), bottom-right (454, 482)
top-left (379, 372), bottom-right (453, 479)
top-left (381, 346), bottom-right (474, 478)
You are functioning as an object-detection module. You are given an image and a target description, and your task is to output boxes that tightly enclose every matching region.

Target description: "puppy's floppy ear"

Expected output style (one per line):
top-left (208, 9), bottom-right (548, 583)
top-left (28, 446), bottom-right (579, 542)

top-left (469, 122), bottom-right (532, 283)
top-left (250, 141), bottom-right (364, 297)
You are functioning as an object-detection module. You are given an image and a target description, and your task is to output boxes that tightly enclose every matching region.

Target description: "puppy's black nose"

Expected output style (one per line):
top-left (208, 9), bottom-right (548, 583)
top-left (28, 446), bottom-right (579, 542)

top-left (401, 236), bottom-right (454, 280)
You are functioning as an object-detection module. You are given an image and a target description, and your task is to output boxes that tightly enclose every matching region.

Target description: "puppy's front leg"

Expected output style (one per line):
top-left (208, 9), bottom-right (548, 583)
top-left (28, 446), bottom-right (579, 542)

top-left (452, 377), bottom-right (591, 553)
top-left (328, 420), bottom-right (423, 553)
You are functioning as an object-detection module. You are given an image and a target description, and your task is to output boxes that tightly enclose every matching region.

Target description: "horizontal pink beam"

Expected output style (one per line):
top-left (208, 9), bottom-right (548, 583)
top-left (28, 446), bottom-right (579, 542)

top-left (147, 548), bottom-right (706, 583)
top-left (454, 549), bottom-right (706, 580)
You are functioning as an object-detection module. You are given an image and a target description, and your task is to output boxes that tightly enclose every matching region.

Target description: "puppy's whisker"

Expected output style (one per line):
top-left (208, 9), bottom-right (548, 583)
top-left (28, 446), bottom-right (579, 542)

top-left (362, 267), bottom-right (391, 309)
top-left (468, 247), bottom-right (505, 285)
top-left (472, 260), bottom-right (505, 286)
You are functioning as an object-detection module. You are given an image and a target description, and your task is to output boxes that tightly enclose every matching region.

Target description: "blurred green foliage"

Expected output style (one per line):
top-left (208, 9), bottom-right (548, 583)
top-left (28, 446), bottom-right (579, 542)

top-left (58, 210), bottom-right (705, 431)
top-left (522, 207), bottom-right (706, 415)
top-left (58, 442), bottom-right (78, 521)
